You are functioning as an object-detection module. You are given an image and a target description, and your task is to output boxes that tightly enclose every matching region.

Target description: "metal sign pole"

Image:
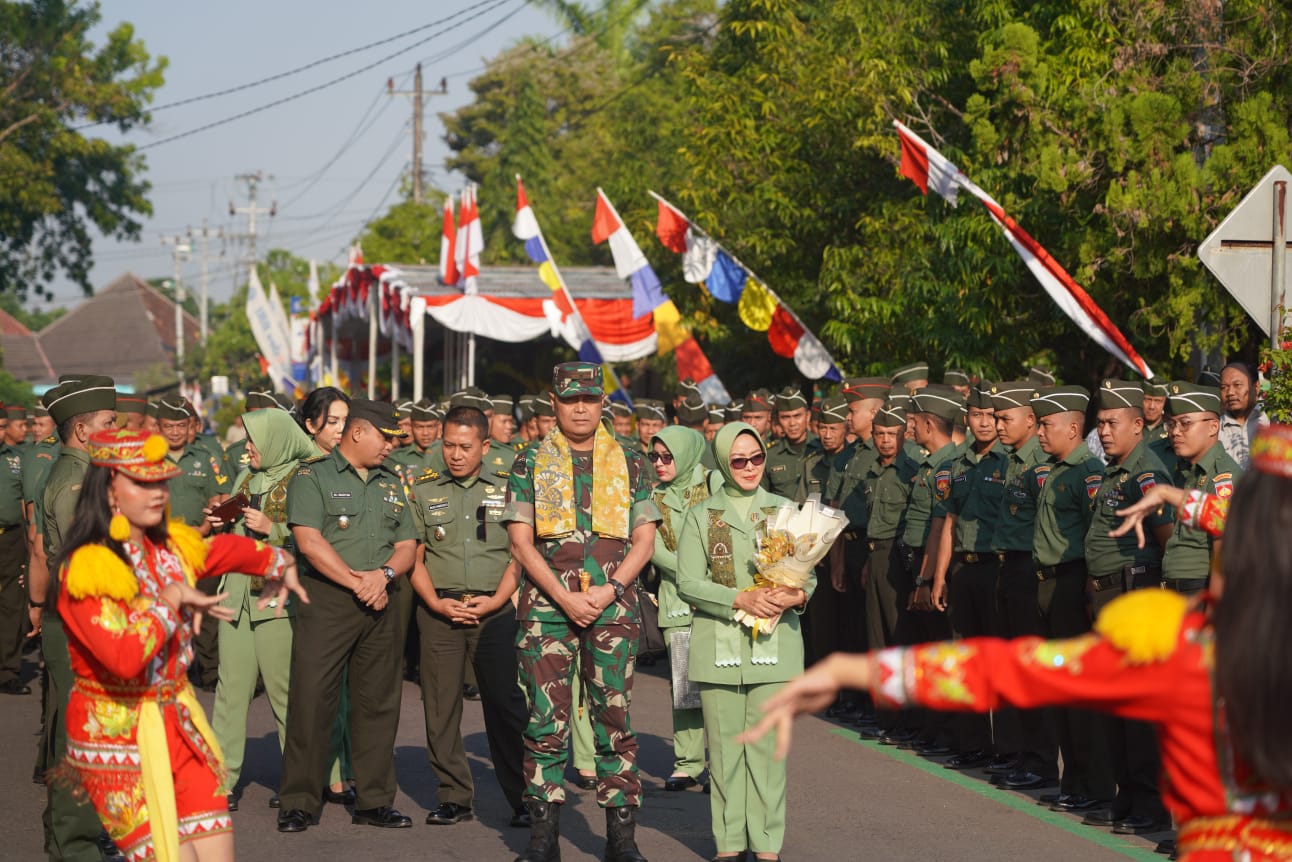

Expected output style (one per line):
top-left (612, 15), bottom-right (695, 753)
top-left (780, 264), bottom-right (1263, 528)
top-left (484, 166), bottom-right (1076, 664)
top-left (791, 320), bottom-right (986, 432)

top-left (1273, 180), bottom-right (1287, 348)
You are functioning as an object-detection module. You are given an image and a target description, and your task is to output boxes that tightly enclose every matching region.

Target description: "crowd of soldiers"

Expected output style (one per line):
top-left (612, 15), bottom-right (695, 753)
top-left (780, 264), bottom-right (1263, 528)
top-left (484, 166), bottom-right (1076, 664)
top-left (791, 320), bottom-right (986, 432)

top-left (0, 354), bottom-right (1266, 861)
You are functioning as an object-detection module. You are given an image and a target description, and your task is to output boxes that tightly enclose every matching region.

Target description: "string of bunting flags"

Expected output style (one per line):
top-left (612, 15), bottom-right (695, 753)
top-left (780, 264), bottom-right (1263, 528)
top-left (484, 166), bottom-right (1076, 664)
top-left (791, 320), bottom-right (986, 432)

top-left (648, 191), bottom-right (843, 382)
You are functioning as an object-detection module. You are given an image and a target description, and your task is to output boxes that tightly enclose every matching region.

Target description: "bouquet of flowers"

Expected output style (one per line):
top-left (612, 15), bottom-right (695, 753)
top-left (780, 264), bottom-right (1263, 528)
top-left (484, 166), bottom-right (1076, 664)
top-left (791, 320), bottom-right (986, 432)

top-left (734, 497), bottom-right (849, 636)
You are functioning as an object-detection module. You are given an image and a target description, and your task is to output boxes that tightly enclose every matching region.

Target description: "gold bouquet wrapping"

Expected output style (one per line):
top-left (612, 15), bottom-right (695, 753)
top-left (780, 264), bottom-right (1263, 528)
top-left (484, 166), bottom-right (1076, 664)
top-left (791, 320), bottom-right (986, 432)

top-left (735, 497), bottom-right (849, 636)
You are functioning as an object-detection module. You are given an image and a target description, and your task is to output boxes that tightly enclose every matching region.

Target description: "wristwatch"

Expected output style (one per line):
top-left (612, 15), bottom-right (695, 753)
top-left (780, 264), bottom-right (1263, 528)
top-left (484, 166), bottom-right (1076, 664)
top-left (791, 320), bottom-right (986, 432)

top-left (381, 565), bottom-right (397, 583)
top-left (608, 579), bottom-right (626, 602)
top-left (913, 576), bottom-right (931, 588)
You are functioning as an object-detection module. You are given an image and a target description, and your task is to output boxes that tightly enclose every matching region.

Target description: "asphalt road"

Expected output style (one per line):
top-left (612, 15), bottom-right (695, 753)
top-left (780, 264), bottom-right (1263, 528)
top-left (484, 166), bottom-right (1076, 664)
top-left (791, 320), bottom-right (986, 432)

top-left (1, 647), bottom-right (1170, 861)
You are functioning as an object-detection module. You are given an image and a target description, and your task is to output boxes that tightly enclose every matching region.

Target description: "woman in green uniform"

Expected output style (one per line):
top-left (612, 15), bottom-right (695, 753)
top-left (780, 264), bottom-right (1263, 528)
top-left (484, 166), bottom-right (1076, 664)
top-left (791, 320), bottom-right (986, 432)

top-left (210, 408), bottom-right (318, 808)
top-left (649, 425), bottom-right (713, 791)
top-left (676, 422), bottom-right (812, 862)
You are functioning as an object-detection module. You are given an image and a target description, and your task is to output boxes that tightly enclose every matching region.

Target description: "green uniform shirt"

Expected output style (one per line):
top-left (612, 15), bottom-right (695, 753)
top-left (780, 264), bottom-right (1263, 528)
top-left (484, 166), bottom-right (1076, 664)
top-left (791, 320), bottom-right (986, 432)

top-left (386, 444), bottom-right (438, 493)
top-left (1032, 442), bottom-right (1104, 567)
top-left (225, 438), bottom-right (252, 476)
top-left (1162, 442), bottom-right (1241, 582)
top-left (192, 433), bottom-right (233, 487)
top-left (502, 441), bottom-right (660, 624)
top-left (43, 447), bottom-right (90, 560)
top-left (1148, 435), bottom-right (1179, 476)
top-left (411, 465), bottom-right (512, 593)
top-left (992, 436), bottom-right (1047, 553)
top-left (936, 441), bottom-right (1009, 553)
top-left (902, 441), bottom-right (957, 549)
top-left (0, 443), bottom-right (25, 527)
top-left (286, 448), bottom-right (416, 572)
top-left (826, 439), bottom-right (879, 536)
top-left (1084, 440), bottom-right (1175, 576)
top-left (166, 445), bottom-right (224, 526)
top-left (21, 434), bottom-right (60, 506)
top-left (760, 436), bottom-right (823, 503)
top-left (863, 449), bottom-right (920, 541)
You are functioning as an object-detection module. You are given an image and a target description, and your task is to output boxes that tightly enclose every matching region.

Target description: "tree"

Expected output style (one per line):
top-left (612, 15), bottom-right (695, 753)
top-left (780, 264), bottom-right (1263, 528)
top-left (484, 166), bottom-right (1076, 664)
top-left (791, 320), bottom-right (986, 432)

top-left (356, 197), bottom-right (441, 264)
top-left (0, 0), bottom-right (165, 299)
top-left (0, 292), bottom-right (65, 331)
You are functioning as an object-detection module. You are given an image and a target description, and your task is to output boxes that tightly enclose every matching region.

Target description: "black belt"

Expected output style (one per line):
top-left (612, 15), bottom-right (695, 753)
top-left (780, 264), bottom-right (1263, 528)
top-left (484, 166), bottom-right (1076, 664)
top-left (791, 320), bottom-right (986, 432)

top-left (953, 551), bottom-right (994, 564)
top-left (996, 550), bottom-right (1031, 564)
top-left (1162, 578), bottom-right (1208, 593)
top-left (1037, 560), bottom-right (1086, 581)
top-left (436, 589), bottom-right (489, 601)
top-left (1088, 572), bottom-right (1119, 592)
top-left (1089, 564), bottom-right (1163, 593)
top-left (0, 524), bottom-right (19, 535)
top-left (868, 537), bottom-right (897, 552)
top-left (843, 530), bottom-right (863, 542)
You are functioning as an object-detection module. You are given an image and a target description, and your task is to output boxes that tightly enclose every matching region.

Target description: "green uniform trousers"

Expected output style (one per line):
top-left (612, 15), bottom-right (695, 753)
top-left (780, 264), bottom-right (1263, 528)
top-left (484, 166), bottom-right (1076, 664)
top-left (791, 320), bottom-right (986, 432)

top-left (416, 605), bottom-right (527, 809)
top-left (864, 538), bottom-right (913, 731)
top-left (661, 627), bottom-right (705, 779)
top-left (700, 682), bottom-right (787, 856)
top-left (40, 615), bottom-right (108, 862)
top-left (327, 674), bottom-right (353, 789)
top-left (278, 577), bottom-right (401, 816)
top-left (212, 613), bottom-right (293, 788)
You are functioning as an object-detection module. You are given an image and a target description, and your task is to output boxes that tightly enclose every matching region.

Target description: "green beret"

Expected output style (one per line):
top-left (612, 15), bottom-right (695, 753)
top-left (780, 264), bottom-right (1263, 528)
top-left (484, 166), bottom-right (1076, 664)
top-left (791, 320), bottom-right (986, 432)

top-left (890, 362), bottom-right (929, 386)
top-left (1030, 385), bottom-right (1090, 418)
top-left (42, 375), bottom-right (117, 426)
top-left (1028, 366), bottom-right (1057, 386)
top-left (675, 396), bottom-right (708, 425)
top-left (156, 397), bottom-right (191, 422)
top-left (773, 386), bottom-right (807, 411)
top-left (1166, 381), bottom-right (1222, 416)
top-left (841, 377), bottom-right (890, 403)
top-left (910, 384), bottom-right (963, 423)
top-left (633, 399), bottom-right (666, 422)
top-left (553, 361), bottom-right (602, 398)
top-left (987, 380), bottom-right (1037, 411)
top-left (943, 369), bottom-right (971, 387)
top-left (818, 395), bottom-right (849, 424)
top-left (965, 387), bottom-right (995, 410)
top-left (1096, 379), bottom-right (1144, 410)
top-left (874, 402), bottom-right (907, 427)
top-left (532, 392), bottom-right (556, 418)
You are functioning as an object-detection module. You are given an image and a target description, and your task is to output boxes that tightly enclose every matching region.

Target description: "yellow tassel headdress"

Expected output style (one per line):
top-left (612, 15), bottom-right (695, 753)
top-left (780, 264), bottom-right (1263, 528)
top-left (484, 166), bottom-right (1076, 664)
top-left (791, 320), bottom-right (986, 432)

top-left (1093, 589), bottom-right (1189, 665)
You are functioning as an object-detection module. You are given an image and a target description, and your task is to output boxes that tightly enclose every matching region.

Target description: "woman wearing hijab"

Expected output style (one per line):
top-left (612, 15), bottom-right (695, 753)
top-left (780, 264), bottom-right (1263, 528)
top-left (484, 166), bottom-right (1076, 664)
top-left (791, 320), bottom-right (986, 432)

top-left (676, 423), bottom-right (812, 862)
top-left (209, 409), bottom-right (318, 809)
top-left (650, 425), bottom-right (714, 792)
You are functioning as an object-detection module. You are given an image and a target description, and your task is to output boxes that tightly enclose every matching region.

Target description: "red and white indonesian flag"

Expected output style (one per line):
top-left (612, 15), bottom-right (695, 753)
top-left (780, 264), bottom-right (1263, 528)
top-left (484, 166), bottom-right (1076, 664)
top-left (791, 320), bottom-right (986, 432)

top-left (455, 186), bottom-right (482, 294)
top-left (440, 196), bottom-right (459, 286)
top-left (893, 120), bottom-right (1153, 379)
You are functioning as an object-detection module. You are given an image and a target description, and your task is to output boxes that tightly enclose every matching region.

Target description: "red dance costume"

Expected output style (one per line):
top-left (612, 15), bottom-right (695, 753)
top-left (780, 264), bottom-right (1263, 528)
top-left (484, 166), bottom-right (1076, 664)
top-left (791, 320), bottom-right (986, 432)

top-left (868, 491), bottom-right (1286, 862)
top-left (57, 526), bottom-right (284, 862)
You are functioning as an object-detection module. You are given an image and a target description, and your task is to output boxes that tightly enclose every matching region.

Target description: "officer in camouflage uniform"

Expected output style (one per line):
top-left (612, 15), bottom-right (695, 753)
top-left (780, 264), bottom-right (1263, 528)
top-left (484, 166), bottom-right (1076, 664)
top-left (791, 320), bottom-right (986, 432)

top-left (760, 387), bottom-right (822, 502)
top-left (504, 361), bottom-right (660, 862)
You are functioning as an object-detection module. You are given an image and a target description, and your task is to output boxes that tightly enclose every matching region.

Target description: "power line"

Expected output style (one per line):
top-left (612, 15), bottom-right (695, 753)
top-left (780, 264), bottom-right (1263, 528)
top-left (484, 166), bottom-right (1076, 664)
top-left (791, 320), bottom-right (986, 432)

top-left (134, 0), bottom-right (523, 152)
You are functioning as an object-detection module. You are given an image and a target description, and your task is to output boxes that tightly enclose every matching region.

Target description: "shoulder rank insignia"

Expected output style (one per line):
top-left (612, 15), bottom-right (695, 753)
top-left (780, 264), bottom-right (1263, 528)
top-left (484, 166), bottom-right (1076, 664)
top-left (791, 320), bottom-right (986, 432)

top-left (302, 454), bottom-right (328, 464)
top-left (414, 469), bottom-right (440, 485)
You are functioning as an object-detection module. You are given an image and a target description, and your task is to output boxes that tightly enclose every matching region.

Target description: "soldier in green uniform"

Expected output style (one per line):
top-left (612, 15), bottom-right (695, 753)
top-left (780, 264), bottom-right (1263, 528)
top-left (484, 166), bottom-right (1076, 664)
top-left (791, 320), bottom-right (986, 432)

top-left (394, 400), bottom-right (415, 446)
top-left (504, 362), bottom-right (659, 862)
top-left (1027, 385), bottom-right (1114, 809)
top-left (1160, 382), bottom-right (1241, 597)
top-left (1081, 379), bottom-right (1175, 833)
top-left (224, 390), bottom-right (280, 475)
top-left (675, 395), bottom-right (717, 470)
top-left (802, 396), bottom-right (852, 670)
top-left (987, 381), bottom-right (1058, 789)
top-left (407, 404), bottom-right (529, 829)
top-left (943, 369), bottom-right (971, 399)
top-left (490, 395), bottom-right (517, 447)
top-left (115, 395), bottom-right (148, 432)
top-left (387, 400), bottom-right (440, 485)
top-left (760, 387), bottom-right (821, 502)
top-left (704, 404), bottom-right (725, 443)
top-left (182, 398), bottom-right (232, 483)
top-left (1142, 381), bottom-right (1169, 442)
top-left (633, 400), bottom-right (665, 483)
top-left (0, 405), bottom-right (30, 695)
top-left (21, 406), bottom-right (60, 657)
top-left (890, 361), bottom-right (929, 395)
top-left (532, 391), bottom-right (558, 440)
top-left (276, 399), bottom-right (418, 833)
top-left (738, 390), bottom-right (772, 440)
top-left (36, 376), bottom-right (122, 861)
top-left (607, 401), bottom-right (636, 450)
top-left (928, 385), bottom-right (1008, 766)
top-left (5, 403), bottom-right (29, 450)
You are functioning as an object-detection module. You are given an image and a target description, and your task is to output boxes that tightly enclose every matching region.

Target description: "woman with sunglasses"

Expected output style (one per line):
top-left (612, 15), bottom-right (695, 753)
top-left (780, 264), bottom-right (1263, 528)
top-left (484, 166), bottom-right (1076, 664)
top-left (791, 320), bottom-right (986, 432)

top-left (676, 422), bottom-right (812, 862)
top-left (648, 426), bottom-right (717, 792)
top-left (49, 428), bottom-right (306, 862)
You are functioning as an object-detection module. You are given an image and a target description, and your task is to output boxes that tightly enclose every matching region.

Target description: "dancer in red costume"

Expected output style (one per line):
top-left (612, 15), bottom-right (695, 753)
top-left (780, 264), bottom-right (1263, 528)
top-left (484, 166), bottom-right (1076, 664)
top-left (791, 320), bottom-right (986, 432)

top-left (741, 423), bottom-right (1292, 861)
top-left (50, 429), bottom-right (308, 862)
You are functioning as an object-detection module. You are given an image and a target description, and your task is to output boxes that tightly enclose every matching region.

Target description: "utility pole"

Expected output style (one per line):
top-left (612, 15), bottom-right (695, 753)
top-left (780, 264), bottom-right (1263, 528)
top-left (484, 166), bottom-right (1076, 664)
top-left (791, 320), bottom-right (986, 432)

top-left (160, 234), bottom-right (192, 380)
top-left (387, 64), bottom-right (447, 204)
top-left (187, 220), bottom-right (224, 343)
top-left (228, 171), bottom-right (276, 267)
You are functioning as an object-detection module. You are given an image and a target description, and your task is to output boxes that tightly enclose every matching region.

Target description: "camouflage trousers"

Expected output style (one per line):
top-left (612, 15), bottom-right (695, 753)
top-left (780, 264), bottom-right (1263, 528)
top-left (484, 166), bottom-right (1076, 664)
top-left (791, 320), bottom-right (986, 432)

top-left (516, 618), bottom-right (641, 807)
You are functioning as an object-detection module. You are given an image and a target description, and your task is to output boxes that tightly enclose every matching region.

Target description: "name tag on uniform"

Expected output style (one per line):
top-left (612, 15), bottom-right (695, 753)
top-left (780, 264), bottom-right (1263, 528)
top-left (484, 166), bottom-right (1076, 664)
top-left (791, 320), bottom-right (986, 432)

top-left (426, 498), bottom-right (449, 514)
top-left (483, 498), bottom-right (505, 509)
top-left (331, 491), bottom-right (352, 498)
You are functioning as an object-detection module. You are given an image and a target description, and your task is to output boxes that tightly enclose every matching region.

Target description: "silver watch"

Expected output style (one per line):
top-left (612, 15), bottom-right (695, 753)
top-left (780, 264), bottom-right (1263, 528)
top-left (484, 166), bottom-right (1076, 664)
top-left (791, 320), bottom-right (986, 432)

top-left (382, 565), bottom-right (397, 582)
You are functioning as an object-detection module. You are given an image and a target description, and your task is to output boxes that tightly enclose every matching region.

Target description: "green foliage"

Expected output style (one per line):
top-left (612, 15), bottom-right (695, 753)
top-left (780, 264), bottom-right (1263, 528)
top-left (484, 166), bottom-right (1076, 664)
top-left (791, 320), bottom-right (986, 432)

top-left (0, 0), bottom-right (166, 298)
top-left (357, 198), bottom-right (441, 264)
top-left (0, 292), bottom-right (65, 331)
top-left (0, 366), bottom-right (34, 406)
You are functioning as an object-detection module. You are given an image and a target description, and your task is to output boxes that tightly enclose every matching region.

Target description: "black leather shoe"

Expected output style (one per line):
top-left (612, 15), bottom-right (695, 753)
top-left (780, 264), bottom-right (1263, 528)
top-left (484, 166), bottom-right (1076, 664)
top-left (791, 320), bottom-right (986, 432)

top-left (664, 775), bottom-right (699, 791)
top-left (352, 806), bottom-right (412, 828)
top-left (1082, 808), bottom-right (1127, 826)
top-left (323, 786), bottom-right (357, 805)
top-left (226, 793), bottom-right (239, 812)
top-left (915, 742), bottom-right (955, 756)
top-left (0, 678), bottom-right (31, 695)
top-left (32, 765), bottom-right (45, 785)
top-left (572, 773), bottom-right (597, 790)
top-left (711, 854), bottom-right (748, 862)
top-left (510, 804), bottom-right (531, 828)
top-left (1039, 793), bottom-right (1063, 805)
top-left (1112, 815), bottom-right (1169, 835)
top-left (945, 750), bottom-right (992, 770)
top-left (463, 684), bottom-right (481, 701)
top-left (879, 729), bottom-right (918, 746)
top-left (984, 755), bottom-right (1018, 774)
top-left (268, 794), bottom-right (281, 809)
top-left (825, 700), bottom-right (857, 718)
top-left (858, 725), bottom-right (889, 739)
top-left (1051, 795), bottom-right (1106, 812)
top-left (277, 809), bottom-right (312, 833)
top-left (98, 831), bottom-right (126, 862)
top-left (851, 712), bottom-right (879, 727)
top-left (1154, 838), bottom-right (1175, 855)
top-left (1001, 770), bottom-right (1058, 790)
top-left (425, 802), bottom-right (474, 825)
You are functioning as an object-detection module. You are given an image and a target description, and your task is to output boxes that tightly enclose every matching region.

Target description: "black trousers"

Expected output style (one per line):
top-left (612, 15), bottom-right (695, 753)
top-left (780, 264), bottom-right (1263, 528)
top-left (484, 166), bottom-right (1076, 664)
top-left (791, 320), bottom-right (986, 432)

top-left (279, 575), bottom-right (402, 817)
top-left (0, 528), bottom-right (28, 684)
top-left (947, 558), bottom-right (998, 753)
top-left (997, 553), bottom-right (1058, 778)
top-left (805, 538), bottom-right (868, 667)
top-left (864, 538), bottom-right (911, 729)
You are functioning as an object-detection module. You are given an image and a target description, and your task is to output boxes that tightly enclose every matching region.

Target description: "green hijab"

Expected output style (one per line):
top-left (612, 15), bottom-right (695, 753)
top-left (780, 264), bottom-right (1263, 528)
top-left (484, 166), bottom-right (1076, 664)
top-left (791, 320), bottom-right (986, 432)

top-left (650, 425), bottom-right (708, 511)
top-left (713, 422), bottom-right (764, 521)
top-left (243, 409), bottom-right (319, 494)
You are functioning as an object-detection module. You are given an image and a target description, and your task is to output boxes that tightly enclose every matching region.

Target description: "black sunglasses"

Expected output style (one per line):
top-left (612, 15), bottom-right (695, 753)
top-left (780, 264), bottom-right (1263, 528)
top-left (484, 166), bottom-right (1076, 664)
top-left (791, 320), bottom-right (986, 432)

top-left (648, 451), bottom-right (674, 464)
top-left (729, 453), bottom-right (766, 470)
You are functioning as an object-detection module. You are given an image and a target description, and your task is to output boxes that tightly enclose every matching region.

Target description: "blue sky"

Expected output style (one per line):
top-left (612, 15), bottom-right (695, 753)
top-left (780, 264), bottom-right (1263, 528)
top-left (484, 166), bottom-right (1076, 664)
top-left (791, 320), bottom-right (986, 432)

top-left (42, 0), bottom-right (559, 310)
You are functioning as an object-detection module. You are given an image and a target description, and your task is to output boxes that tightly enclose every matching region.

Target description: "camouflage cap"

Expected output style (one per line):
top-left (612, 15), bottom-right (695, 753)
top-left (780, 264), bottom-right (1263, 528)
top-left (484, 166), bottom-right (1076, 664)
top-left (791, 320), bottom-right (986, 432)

top-left (943, 369), bottom-right (971, 387)
top-left (818, 395), bottom-right (849, 424)
top-left (42, 376), bottom-right (117, 426)
top-left (910, 384), bottom-right (964, 423)
top-left (675, 395), bottom-right (708, 425)
top-left (1166, 381), bottom-right (1222, 416)
top-left (890, 362), bottom-right (930, 386)
top-left (634, 399), bottom-right (666, 422)
top-left (552, 361), bottom-right (602, 398)
top-left (1030, 385), bottom-right (1090, 418)
top-left (773, 386), bottom-right (807, 411)
top-left (1096, 379), bottom-right (1144, 410)
top-left (1028, 366), bottom-right (1057, 386)
top-left (348, 399), bottom-right (408, 437)
top-left (989, 381), bottom-right (1038, 411)
top-left (841, 376), bottom-right (891, 403)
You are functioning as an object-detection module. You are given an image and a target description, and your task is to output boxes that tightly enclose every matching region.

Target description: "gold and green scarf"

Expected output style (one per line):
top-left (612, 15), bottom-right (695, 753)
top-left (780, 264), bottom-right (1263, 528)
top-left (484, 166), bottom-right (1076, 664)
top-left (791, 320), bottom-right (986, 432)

top-left (534, 424), bottom-right (630, 540)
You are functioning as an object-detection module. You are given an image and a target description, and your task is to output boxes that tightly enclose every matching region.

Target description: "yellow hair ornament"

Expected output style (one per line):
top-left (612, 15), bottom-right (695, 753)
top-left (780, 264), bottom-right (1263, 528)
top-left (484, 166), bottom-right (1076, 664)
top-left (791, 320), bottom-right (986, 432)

top-left (142, 434), bottom-right (169, 463)
top-left (166, 520), bottom-right (208, 587)
top-left (64, 545), bottom-right (139, 602)
top-left (1093, 589), bottom-right (1189, 665)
